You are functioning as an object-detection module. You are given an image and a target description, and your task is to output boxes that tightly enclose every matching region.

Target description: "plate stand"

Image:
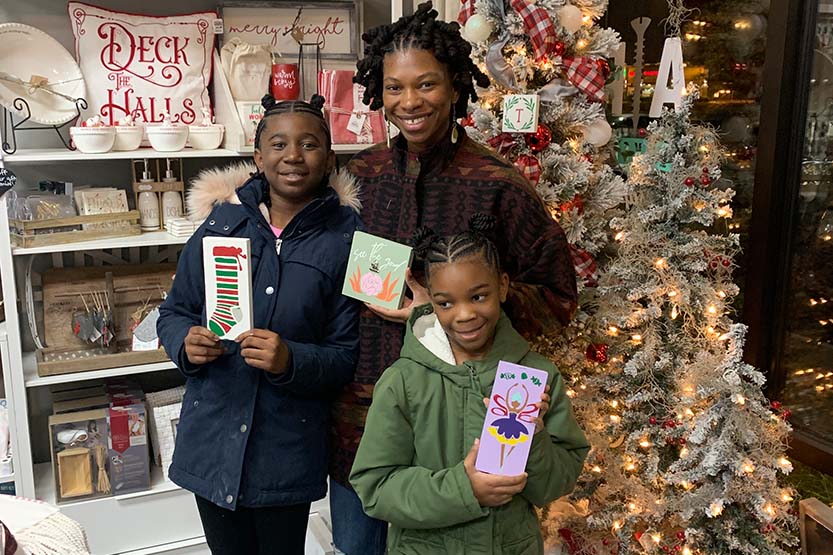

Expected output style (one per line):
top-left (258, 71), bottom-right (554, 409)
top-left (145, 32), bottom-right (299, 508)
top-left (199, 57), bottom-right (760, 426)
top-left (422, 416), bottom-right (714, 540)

top-left (2, 97), bottom-right (87, 155)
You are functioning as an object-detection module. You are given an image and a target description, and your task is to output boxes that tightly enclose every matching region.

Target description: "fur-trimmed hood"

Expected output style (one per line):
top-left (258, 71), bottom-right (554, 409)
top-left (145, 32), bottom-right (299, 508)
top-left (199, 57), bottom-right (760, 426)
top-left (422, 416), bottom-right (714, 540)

top-left (186, 161), bottom-right (361, 220)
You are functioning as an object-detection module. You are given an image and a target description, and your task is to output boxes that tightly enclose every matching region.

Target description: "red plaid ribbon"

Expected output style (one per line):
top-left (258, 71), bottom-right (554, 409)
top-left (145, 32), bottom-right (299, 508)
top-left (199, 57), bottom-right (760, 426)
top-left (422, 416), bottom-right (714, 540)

top-left (510, 0), bottom-right (557, 61)
top-left (569, 244), bottom-right (598, 287)
top-left (486, 132), bottom-right (516, 156)
top-left (562, 57), bottom-right (606, 102)
top-left (514, 154), bottom-right (541, 184)
top-left (458, 0), bottom-right (475, 25)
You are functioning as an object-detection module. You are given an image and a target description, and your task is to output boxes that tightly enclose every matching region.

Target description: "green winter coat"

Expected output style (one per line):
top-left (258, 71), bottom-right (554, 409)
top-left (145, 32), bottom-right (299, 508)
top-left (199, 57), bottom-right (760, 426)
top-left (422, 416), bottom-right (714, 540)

top-left (349, 304), bottom-right (590, 555)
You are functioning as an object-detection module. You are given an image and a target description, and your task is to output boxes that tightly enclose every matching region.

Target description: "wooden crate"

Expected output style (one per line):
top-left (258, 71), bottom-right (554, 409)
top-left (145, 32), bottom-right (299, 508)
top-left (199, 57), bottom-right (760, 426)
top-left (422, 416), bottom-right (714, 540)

top-left (37, 263), bottom-right (176, 377)
top-left (11, 211), bottom-right (142, 249)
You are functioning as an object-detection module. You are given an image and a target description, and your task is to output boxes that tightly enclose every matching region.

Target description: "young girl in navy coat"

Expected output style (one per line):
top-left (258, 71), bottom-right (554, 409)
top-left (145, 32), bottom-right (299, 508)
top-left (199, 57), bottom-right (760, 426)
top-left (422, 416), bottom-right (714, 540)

top-left (157, 95), bottom-right (363, 554)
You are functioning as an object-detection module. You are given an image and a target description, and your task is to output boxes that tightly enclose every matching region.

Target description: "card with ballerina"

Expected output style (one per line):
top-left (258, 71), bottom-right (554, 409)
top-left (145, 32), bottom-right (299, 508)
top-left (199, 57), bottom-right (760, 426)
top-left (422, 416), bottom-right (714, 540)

top-left (475, 361), bottom-right (549, 476)
top-left (202, 237), bottom-right (253, 339)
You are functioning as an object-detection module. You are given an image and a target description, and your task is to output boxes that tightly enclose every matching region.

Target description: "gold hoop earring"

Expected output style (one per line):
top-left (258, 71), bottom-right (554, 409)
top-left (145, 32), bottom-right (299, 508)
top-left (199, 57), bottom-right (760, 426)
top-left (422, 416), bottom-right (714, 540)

top-left (450, 105), bottom-right (459, 144)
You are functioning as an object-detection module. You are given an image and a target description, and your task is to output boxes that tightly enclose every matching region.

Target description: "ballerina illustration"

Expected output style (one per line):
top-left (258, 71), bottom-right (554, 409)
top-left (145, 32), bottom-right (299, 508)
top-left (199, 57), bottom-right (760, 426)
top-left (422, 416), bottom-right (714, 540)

top-left (487, 383), bottom-right (539, 468)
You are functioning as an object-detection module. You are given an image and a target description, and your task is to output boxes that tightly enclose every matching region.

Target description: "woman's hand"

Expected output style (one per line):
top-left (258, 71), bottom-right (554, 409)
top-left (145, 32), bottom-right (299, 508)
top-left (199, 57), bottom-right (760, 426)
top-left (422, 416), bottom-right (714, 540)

top-left (184, 326), bottom-right (224, 365)
top-left (364, 268), bottom-right (429, 324)
top-left (235, 329), bottom-right (290, 374)
top-left (463, 439), bottom-right (527, 507)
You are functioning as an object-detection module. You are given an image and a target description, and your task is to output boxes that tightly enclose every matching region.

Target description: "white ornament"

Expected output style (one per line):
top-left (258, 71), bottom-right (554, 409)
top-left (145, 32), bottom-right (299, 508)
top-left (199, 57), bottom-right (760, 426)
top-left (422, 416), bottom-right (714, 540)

top-left (649, 37), bottom-right (686, 117)
top-left (464, 14), bottom-right (494, 43)
top-left (733, 14), bottom-right (767, 39)
top-left (559, 5), bottom-right (583, 34)
top-left (582, 119), bottom-right (612, 146)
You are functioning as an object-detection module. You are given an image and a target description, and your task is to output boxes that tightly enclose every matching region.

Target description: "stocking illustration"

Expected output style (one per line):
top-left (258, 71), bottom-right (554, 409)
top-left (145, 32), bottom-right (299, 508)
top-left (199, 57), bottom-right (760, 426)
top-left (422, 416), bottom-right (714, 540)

top-left (208, 245), bottom-right (247, 336)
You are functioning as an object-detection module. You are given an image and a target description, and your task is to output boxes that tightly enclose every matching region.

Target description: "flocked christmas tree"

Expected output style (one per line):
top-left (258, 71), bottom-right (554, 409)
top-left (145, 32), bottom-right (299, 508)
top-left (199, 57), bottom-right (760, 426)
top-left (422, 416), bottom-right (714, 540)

top-left (546, 89), bottom-right (798, 554)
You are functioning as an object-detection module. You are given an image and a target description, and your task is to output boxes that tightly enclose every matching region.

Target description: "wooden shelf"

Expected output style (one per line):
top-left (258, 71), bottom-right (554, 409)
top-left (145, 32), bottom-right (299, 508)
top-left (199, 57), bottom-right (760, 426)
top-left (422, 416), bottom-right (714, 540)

top-left (35, 462), bottom-right (178, 507)
top-left (23, 351), bottom-right (177, 388)
top-left (12, 230), bottom-right (189, 256)
top-left (2, 144), bottom-right (365, 164)
top-left (121, 537), bottom-right (207, 555)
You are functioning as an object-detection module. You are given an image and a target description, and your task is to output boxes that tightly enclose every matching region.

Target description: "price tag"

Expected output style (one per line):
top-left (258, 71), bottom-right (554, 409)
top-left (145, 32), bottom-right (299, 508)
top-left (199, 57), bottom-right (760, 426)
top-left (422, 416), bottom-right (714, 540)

top-left (347, 112), bottom-right (367, 136)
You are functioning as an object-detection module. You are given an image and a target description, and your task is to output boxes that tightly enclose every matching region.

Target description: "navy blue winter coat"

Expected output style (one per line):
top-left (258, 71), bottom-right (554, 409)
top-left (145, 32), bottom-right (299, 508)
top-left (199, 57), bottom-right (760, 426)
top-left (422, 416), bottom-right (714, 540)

top-left (157, 163), bottom-right (363, 509)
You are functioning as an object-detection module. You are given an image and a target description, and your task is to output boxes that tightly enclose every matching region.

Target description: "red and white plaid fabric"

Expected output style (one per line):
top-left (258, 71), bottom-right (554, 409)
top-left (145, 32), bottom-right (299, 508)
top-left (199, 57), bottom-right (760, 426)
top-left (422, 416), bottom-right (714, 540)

top-left (458, 0), bottom-right (475, 25)
top-left (569, 244), bottom-right (598, 287)
top-left (486, 132), bottom-right (517, 156)
top-left (562, 57), bottom-right (606, 102)
top-left (514, 154), bottom-right (541, 184)
top-left (510, 0), bottom-right (557, 61)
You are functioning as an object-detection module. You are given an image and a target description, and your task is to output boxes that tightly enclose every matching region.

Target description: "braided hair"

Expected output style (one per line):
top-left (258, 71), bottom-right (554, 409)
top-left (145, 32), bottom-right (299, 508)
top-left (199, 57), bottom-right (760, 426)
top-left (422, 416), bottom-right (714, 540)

top-left (354, 1), bottom-right (490, 115)
top-left (414, 214), bottom-right (502, 283)
top-left (254, 93), bottom-right (331, 150)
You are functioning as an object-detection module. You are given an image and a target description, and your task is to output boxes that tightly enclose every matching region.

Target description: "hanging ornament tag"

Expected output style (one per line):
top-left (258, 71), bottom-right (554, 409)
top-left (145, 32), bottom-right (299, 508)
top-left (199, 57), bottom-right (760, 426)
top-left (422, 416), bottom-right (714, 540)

top-left (501, 94), bottom-right (540, 133)
top-left (347, 112), bottom-right (367, 136)
top-left (649, 37), bottom-right (686, 117)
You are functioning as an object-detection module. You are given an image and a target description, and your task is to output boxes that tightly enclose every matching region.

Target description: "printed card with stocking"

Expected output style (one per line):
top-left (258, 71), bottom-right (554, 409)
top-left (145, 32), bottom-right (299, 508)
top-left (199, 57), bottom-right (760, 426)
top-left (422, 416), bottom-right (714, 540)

top-left (475, 361), bottom-right (549, 476)
top-left (202, 237), bottom-right (253, 339)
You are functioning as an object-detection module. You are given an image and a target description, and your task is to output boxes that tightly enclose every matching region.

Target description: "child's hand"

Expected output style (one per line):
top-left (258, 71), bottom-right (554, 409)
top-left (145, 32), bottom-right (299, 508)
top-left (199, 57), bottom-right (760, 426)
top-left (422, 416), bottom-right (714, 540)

top-left (364, 269), bottom-right (429, 324)
top-left (534, 386), bottom-right (551, 434)
top-left (236, 329), bottom-right (290, 374)
top-left (184, 326), bottom-right (224, 365)
top-left (463, 439), bottom-right (527, 507)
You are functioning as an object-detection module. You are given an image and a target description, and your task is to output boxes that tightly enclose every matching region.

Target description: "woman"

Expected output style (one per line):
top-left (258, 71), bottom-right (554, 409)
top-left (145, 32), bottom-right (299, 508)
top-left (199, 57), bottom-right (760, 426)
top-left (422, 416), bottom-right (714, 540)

top-left (328, 4), bottom-right (578, 554)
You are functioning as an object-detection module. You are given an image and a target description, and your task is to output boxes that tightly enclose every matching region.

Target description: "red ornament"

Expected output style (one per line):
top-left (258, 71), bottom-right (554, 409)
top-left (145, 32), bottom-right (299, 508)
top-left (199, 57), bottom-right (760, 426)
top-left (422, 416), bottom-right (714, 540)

top-left (583, 154), bottom-right (593, 163)
top-left (602, 539), bottom-right (610, 546)
top-left (722, 258), bottom-right (731, 268)
top-left (666, 419), bottom-right (676, 428)
top-left (554, 41), bottom-right (566, 57)
top-left (634, 532), bottom-right (643, 541)
top-left (461, 114), bottom-right (474, 127)
top-left (781, 409), bottom-right (792, 420)
top-left (684, 177), bottom-right (696, 187)
top-left (638, 127), bottom-right (647, 137)
top-left (678, 438), bottom-right (687, 445)
top-left (702, 167), bottom-right (710, 174)
top-left (662, 547), bottom-right (670, 553)
top-left (700, 175), bottom-right (712, 186)
top-left (525, 123), bottom-right (553, 152)
top-left (597, 58), bottom-right (611, 80)
top-left (676, 531), bottom-right (685, 540)
top-left (561, 194), bottom-right (585, 214)
top-left (585, 343), bottom-right (609, 363)
top-left (650, 416), bottom-right (658, 425)
top-left (771, 401), bottom-right (782, 410)
top-left (666, 437), bottom-right (676, 445)
top-left (674, 546), bottom-right (682, 552)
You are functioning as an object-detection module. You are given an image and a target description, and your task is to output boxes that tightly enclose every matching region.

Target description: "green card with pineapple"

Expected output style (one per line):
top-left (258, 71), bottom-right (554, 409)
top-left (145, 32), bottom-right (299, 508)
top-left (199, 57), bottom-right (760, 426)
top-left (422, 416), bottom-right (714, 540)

top-left (342, 231), bottom-right (413, 309)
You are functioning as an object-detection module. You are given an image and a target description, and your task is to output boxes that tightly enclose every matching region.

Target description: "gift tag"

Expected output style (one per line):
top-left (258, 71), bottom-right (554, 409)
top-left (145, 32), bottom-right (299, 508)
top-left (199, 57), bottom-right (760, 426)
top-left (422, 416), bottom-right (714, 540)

top-left (501, 94), bottom-right (540, 133)
top-left (347, 112), bottom-right (367, 136)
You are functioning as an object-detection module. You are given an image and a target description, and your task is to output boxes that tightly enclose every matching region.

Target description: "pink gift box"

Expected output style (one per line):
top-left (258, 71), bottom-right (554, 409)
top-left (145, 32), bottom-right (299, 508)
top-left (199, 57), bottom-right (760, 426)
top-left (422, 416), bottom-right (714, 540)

top-left (318, 69), bottom-right (386, 145)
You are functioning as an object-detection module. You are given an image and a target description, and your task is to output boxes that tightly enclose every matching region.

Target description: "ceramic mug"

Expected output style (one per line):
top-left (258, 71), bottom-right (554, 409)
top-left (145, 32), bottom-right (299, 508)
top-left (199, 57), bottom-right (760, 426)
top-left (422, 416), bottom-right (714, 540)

top-left (271, 63), bottom-right (300, 101)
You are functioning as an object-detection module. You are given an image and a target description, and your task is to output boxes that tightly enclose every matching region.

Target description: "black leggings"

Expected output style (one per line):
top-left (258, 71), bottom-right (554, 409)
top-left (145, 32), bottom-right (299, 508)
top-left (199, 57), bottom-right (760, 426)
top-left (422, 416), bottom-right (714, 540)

top-left (194, 495), bottom-right (311, 555)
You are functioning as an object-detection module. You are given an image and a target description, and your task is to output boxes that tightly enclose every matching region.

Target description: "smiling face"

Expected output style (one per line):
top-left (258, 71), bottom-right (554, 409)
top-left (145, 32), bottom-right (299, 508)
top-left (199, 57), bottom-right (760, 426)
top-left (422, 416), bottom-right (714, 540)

top-left (382, 48), bottom-right (459, 152)
top-left (429, 258), bottom-right (509, 364)
top-left (254, 112), bottom-right (335, 204)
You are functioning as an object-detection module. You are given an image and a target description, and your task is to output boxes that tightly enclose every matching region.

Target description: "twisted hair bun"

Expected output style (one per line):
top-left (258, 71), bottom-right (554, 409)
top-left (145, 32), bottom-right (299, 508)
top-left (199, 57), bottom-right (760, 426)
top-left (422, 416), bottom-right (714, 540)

top-left (309, 94), bottom-right (326, 111)
top-left (261, 93), bottom-right (278, 110)
top-left (412, 226), bottom-right (438, 258)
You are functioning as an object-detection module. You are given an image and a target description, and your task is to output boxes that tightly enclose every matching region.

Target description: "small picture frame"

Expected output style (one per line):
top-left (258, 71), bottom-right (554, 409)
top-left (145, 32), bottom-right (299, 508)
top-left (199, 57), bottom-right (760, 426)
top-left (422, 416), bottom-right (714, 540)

top-left (219, 1), bottom-right (362, 61)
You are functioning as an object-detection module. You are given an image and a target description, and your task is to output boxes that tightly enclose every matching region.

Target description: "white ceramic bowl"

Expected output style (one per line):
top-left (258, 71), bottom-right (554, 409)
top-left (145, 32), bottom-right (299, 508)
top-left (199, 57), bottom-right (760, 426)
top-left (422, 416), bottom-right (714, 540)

top-left (70, 126), bottom-right (115, 154)
top-left (188, 125), bottom-right (224, 150)
top-left (113, 125), bottom-right (144, 151)
top-left (146, 126), bottom-right (189, 152)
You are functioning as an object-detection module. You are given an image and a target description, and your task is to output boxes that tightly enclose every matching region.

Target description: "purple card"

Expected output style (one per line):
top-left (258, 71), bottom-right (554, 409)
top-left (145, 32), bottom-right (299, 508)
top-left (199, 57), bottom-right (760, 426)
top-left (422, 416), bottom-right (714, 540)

top-left (475, 361), bottom-right (549, 476)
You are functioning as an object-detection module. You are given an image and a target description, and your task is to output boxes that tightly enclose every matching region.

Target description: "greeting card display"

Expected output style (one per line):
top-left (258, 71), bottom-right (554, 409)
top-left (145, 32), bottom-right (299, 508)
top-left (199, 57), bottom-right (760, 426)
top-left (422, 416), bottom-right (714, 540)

top-left (202, 237), bottom-right (253, 339)
top-left (342, 232), bottom-right (412, 310)
top-left (475, 362), bottom-right (549, 476)
top-left (67, 2), bottom-right (216, 126)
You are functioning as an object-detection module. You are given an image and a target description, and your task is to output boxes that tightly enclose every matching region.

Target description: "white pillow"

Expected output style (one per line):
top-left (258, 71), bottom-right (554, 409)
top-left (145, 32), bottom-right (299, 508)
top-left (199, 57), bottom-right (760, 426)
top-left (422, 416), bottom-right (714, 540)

top-left (67, 2), bottom-right (216, 126)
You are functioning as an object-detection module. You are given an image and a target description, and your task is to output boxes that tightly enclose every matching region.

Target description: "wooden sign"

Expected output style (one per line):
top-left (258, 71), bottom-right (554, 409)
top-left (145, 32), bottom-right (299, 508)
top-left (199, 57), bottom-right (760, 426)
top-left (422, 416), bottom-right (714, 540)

top-left (220, 1), bottom-right (361, 60)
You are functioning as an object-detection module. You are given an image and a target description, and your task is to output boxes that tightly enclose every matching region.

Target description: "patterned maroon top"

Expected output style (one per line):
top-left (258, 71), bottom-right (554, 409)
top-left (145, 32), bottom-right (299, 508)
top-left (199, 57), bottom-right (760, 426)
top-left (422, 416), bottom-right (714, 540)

top-left (329, 126), bottom-right (577, 486)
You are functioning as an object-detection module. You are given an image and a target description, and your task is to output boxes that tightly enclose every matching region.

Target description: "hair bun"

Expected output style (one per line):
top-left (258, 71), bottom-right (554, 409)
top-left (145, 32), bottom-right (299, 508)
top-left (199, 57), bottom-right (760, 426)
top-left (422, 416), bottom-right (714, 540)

top-left (412, 226), bottom-right (438, 258)
top-left (468, 213), bottom-right (496, 235)
top-left (309, 94), bottom-right (326, 111)
top-left (261, 94), bottom-right (278, 110)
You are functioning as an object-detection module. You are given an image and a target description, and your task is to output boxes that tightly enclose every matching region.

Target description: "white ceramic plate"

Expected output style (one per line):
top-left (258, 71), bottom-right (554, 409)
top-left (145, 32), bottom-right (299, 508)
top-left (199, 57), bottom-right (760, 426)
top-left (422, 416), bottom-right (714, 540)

top-left (0, 23), bottom-right (87, 126)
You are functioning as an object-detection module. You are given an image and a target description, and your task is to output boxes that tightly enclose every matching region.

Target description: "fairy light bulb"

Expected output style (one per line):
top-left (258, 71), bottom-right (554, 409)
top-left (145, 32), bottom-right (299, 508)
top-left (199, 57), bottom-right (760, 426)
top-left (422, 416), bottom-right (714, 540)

top-left (733, 394), bottom-right (746, 405)
top-left (709, 501), bottom-right (724, 516)
top-left (612, 520), bottom-right (623, 531)
top-left (651, 533), bottom-right (662, 543)
top-left (625, 461), bottom-right (636, 471)
top-left (684, 408), bottom-right (694, 417)
top-left (742, 460), bottom-right (755, 473)
top-left (576, 38), bottom-right (588, 50)
top-left (764, 503), bottom-right (776, 517)
top-left (610, 400), bottom-right (619, 409)
top-left (628, 502), bottom-right (638, 513)
top-left (610, 414), bottom-right (621, 424)
top-left (679, 447), bottom-right (689, 458)
top-left (717, 290), bottom-right (727, 298)
top-left (615, 231), bottom-right (625, 241)
top-left (631, 334), bottom-right (642, 343)
top-left (671, 306), bottom-right (679, 320)
top-left (683, 547), bottom-right (692, 555)
top-left (592, 465), bottom-right (602, 473)
top-left (782, 491), bottom-right (794, 502)
top-left (655, 258), bottom-right (667, 269)
top-left (566, 389), bottom-right (577, 398)
top-left (608, 326), bottom-right (619, 336)
top-left (639, 438), bottom-right (652, 448)
top-left (707, 305), bottom-right (717, 315)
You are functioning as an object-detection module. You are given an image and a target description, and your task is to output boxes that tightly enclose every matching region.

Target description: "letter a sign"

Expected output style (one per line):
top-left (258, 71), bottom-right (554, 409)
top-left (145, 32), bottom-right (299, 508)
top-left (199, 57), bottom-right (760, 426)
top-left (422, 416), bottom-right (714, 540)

top-left (649, 37), bottom-right (686, 117)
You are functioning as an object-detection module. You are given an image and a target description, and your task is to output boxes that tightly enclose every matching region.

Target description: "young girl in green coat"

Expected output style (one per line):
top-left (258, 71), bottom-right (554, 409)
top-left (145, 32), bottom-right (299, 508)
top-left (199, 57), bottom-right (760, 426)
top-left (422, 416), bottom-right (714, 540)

top-left (350, 216), bottom-right (590, 555)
